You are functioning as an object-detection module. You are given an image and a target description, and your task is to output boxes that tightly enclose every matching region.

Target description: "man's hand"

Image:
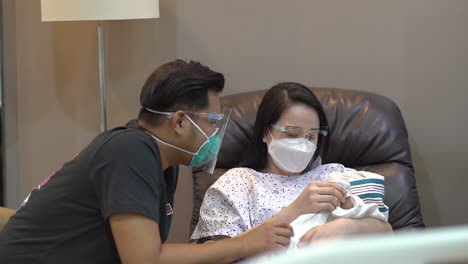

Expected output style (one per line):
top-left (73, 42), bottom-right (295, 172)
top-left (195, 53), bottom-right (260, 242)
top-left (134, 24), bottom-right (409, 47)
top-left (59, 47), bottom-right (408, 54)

top-left (298, 218), bottom-right (392, 246)
top-left (233, 221), bottom-right (294, 257)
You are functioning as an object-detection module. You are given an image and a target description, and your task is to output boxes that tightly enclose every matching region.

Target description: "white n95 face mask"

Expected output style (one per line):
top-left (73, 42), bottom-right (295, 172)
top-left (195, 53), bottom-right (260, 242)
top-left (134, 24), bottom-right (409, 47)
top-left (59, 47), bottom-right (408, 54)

top-left (267, 132), bottom-right (317, 173)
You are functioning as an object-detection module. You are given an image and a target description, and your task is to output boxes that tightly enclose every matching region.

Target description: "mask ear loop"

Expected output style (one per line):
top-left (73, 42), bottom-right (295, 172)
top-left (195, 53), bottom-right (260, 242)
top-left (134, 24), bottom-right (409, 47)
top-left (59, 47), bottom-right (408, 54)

top-left (184, 114), bottom-right (210, 138)
top-left (143, 108), bottom-right (207, 155)
top-left (266, 129), bottom-right (276, 149)
top-left (185, 112), bottom-right (221, 136)
top-left (147, 132), bottom-right (197, 155)
top-left (143, 107), bottom-right (219, 155)
top-left (268, 129), bottom-right (278, 139)
top-left (266, 129), bottom-right (292, 173)
top-left (183, 113), bottom-right (217, 155)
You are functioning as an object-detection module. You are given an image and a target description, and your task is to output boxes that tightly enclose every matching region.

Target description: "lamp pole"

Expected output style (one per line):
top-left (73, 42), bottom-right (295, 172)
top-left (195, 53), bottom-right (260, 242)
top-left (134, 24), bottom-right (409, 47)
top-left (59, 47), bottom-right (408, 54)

top-left (97, 20), bottom-right (107, 132)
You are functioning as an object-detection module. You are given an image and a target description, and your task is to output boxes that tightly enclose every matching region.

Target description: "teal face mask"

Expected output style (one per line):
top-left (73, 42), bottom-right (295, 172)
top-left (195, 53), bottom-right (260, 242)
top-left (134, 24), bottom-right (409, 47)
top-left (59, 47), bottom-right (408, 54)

top-left (145, 110), bottom-right (223, 168)
top-left (189, 133), bottom-right (221, 167)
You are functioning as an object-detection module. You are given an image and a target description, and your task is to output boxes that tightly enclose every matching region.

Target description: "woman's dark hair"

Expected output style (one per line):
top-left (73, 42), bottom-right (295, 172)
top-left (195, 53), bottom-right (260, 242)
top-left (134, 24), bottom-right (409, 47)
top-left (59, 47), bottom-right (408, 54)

top-left (245, 82), bottom-right (328, 171)
top-left (138, 59), bottom-right (225, 125)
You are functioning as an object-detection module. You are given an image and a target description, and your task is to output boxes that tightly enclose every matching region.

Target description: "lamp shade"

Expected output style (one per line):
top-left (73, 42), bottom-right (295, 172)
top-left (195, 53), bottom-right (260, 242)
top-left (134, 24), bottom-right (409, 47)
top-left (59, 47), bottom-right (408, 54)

top-left (41, 0), bottom-right (159, 21)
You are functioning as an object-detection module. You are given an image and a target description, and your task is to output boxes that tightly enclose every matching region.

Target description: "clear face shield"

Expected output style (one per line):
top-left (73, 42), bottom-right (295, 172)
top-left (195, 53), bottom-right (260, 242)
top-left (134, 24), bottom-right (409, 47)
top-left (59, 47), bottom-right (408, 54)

top-left (190, 107), bottom-right (232, 174)
top-left (144, 106), bottom-right (232, 174)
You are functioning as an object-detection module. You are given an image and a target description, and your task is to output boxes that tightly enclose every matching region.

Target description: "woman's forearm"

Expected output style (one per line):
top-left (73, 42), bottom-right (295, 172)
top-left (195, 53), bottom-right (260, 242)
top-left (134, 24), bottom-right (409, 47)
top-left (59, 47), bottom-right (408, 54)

top-left (267, 204), bottom-right (302, 224)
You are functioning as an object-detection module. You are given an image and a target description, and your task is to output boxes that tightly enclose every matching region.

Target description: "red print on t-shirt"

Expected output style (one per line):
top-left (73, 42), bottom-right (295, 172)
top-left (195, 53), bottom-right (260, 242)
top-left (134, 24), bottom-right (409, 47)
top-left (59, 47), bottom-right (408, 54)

top-left (166, 203), bottom-right (173, 216)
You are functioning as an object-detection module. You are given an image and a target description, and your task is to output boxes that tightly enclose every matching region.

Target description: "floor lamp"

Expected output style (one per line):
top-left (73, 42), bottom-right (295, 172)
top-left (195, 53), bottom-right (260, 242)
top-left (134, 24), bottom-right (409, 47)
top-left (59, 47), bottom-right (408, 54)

top-left (40, 0), bottom-right (159, 132)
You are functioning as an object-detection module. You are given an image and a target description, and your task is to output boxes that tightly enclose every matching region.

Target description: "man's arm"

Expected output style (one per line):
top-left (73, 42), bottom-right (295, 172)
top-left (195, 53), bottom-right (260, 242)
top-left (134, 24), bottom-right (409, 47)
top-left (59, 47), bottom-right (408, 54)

top-left (110, 212), bottom-right (293, 264)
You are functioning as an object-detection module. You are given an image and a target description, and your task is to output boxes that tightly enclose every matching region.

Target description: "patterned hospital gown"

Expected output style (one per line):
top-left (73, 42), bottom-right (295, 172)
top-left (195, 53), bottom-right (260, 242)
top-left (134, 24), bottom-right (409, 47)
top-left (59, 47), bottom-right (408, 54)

top-left (191, 163), bottom-right (355, 239)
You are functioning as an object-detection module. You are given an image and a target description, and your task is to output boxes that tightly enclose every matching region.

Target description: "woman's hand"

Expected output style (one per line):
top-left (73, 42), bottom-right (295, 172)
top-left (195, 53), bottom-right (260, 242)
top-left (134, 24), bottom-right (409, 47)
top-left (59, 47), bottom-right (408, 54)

top-left (290, 181), bottom-right (348, 216)
top-left (266, 181), bottom-right (348, 225)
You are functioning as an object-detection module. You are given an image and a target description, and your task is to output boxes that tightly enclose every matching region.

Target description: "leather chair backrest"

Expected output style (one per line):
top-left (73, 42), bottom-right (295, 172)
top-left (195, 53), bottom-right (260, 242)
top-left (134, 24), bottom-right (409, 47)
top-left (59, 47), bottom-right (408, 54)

top-left (191, 87), bottom-right (425, 235)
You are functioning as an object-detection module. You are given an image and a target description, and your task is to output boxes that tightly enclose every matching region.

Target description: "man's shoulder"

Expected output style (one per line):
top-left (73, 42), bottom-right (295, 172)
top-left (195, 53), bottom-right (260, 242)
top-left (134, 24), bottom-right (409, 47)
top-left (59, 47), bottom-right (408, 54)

top-left (104, 123), bottom-right (153, 148)
top-left (88, 123), bottom-right (159, 164)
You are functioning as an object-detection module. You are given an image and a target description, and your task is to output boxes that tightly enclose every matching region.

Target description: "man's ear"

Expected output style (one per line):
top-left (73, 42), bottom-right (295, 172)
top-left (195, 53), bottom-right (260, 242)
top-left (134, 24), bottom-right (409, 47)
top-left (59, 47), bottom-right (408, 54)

top-left (170, 110), bottom-right (187, 136)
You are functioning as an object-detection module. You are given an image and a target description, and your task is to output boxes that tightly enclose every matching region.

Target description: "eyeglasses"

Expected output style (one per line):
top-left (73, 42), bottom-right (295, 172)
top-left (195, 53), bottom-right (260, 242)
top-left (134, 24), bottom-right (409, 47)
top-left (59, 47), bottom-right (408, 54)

top-left (144, 108), bottom-right (225, 121)
top-left (272, 124), bottom-right (328, 141)
top-left (184, 111), bottom-right (225, 121)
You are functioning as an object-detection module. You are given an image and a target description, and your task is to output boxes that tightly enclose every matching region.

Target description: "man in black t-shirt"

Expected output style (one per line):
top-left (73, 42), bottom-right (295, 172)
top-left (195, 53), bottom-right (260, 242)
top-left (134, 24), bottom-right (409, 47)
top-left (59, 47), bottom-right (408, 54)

top-left (0, 60), bottom-right (293, 263)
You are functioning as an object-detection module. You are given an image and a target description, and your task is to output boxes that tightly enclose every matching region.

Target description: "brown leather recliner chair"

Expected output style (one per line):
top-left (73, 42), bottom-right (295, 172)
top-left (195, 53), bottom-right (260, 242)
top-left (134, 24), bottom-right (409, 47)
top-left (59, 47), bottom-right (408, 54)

top-left (190, 87), bottom-right (425, 236)
top-left (0, 207), bottom-right (15, 232)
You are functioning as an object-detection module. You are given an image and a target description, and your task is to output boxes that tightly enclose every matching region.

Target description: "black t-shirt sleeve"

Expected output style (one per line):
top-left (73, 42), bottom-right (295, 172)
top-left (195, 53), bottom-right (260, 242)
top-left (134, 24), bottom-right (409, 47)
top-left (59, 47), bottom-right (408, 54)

top-left (89, 131), bottom-right (162, 222)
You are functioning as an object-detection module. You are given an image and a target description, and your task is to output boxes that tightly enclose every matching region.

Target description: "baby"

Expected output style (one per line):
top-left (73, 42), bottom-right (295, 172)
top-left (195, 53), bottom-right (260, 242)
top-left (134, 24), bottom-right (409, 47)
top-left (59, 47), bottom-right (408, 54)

top-left (289, 170), bottom-right (389, 248)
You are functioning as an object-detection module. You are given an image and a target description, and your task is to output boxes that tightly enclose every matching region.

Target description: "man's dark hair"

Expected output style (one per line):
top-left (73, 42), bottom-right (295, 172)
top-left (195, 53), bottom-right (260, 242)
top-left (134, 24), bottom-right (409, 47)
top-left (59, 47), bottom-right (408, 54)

top-left (243, 82), bottom-right (328, 171)
top-left (138, 59), bottom-right (225, 125)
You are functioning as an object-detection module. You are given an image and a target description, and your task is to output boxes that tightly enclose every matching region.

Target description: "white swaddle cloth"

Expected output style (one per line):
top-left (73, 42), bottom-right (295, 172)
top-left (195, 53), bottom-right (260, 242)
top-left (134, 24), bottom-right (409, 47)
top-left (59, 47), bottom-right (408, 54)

top-left (289, 171), bottom-right (389, 248)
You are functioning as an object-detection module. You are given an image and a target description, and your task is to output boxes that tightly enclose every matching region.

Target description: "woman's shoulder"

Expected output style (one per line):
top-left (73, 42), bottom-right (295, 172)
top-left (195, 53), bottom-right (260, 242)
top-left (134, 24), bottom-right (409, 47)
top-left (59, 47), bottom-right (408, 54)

top-left (222, 167), bottom-right (258, 177)
top-left (213, 167), bottom-right (259, 185)
top-left (224, 167), bottom-right (255, 174)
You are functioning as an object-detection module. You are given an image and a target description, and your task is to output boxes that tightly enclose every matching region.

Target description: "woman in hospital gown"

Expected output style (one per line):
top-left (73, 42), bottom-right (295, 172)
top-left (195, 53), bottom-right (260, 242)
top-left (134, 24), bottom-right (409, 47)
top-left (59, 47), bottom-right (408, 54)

top-left (191, 82), bottom-right (392, 248)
